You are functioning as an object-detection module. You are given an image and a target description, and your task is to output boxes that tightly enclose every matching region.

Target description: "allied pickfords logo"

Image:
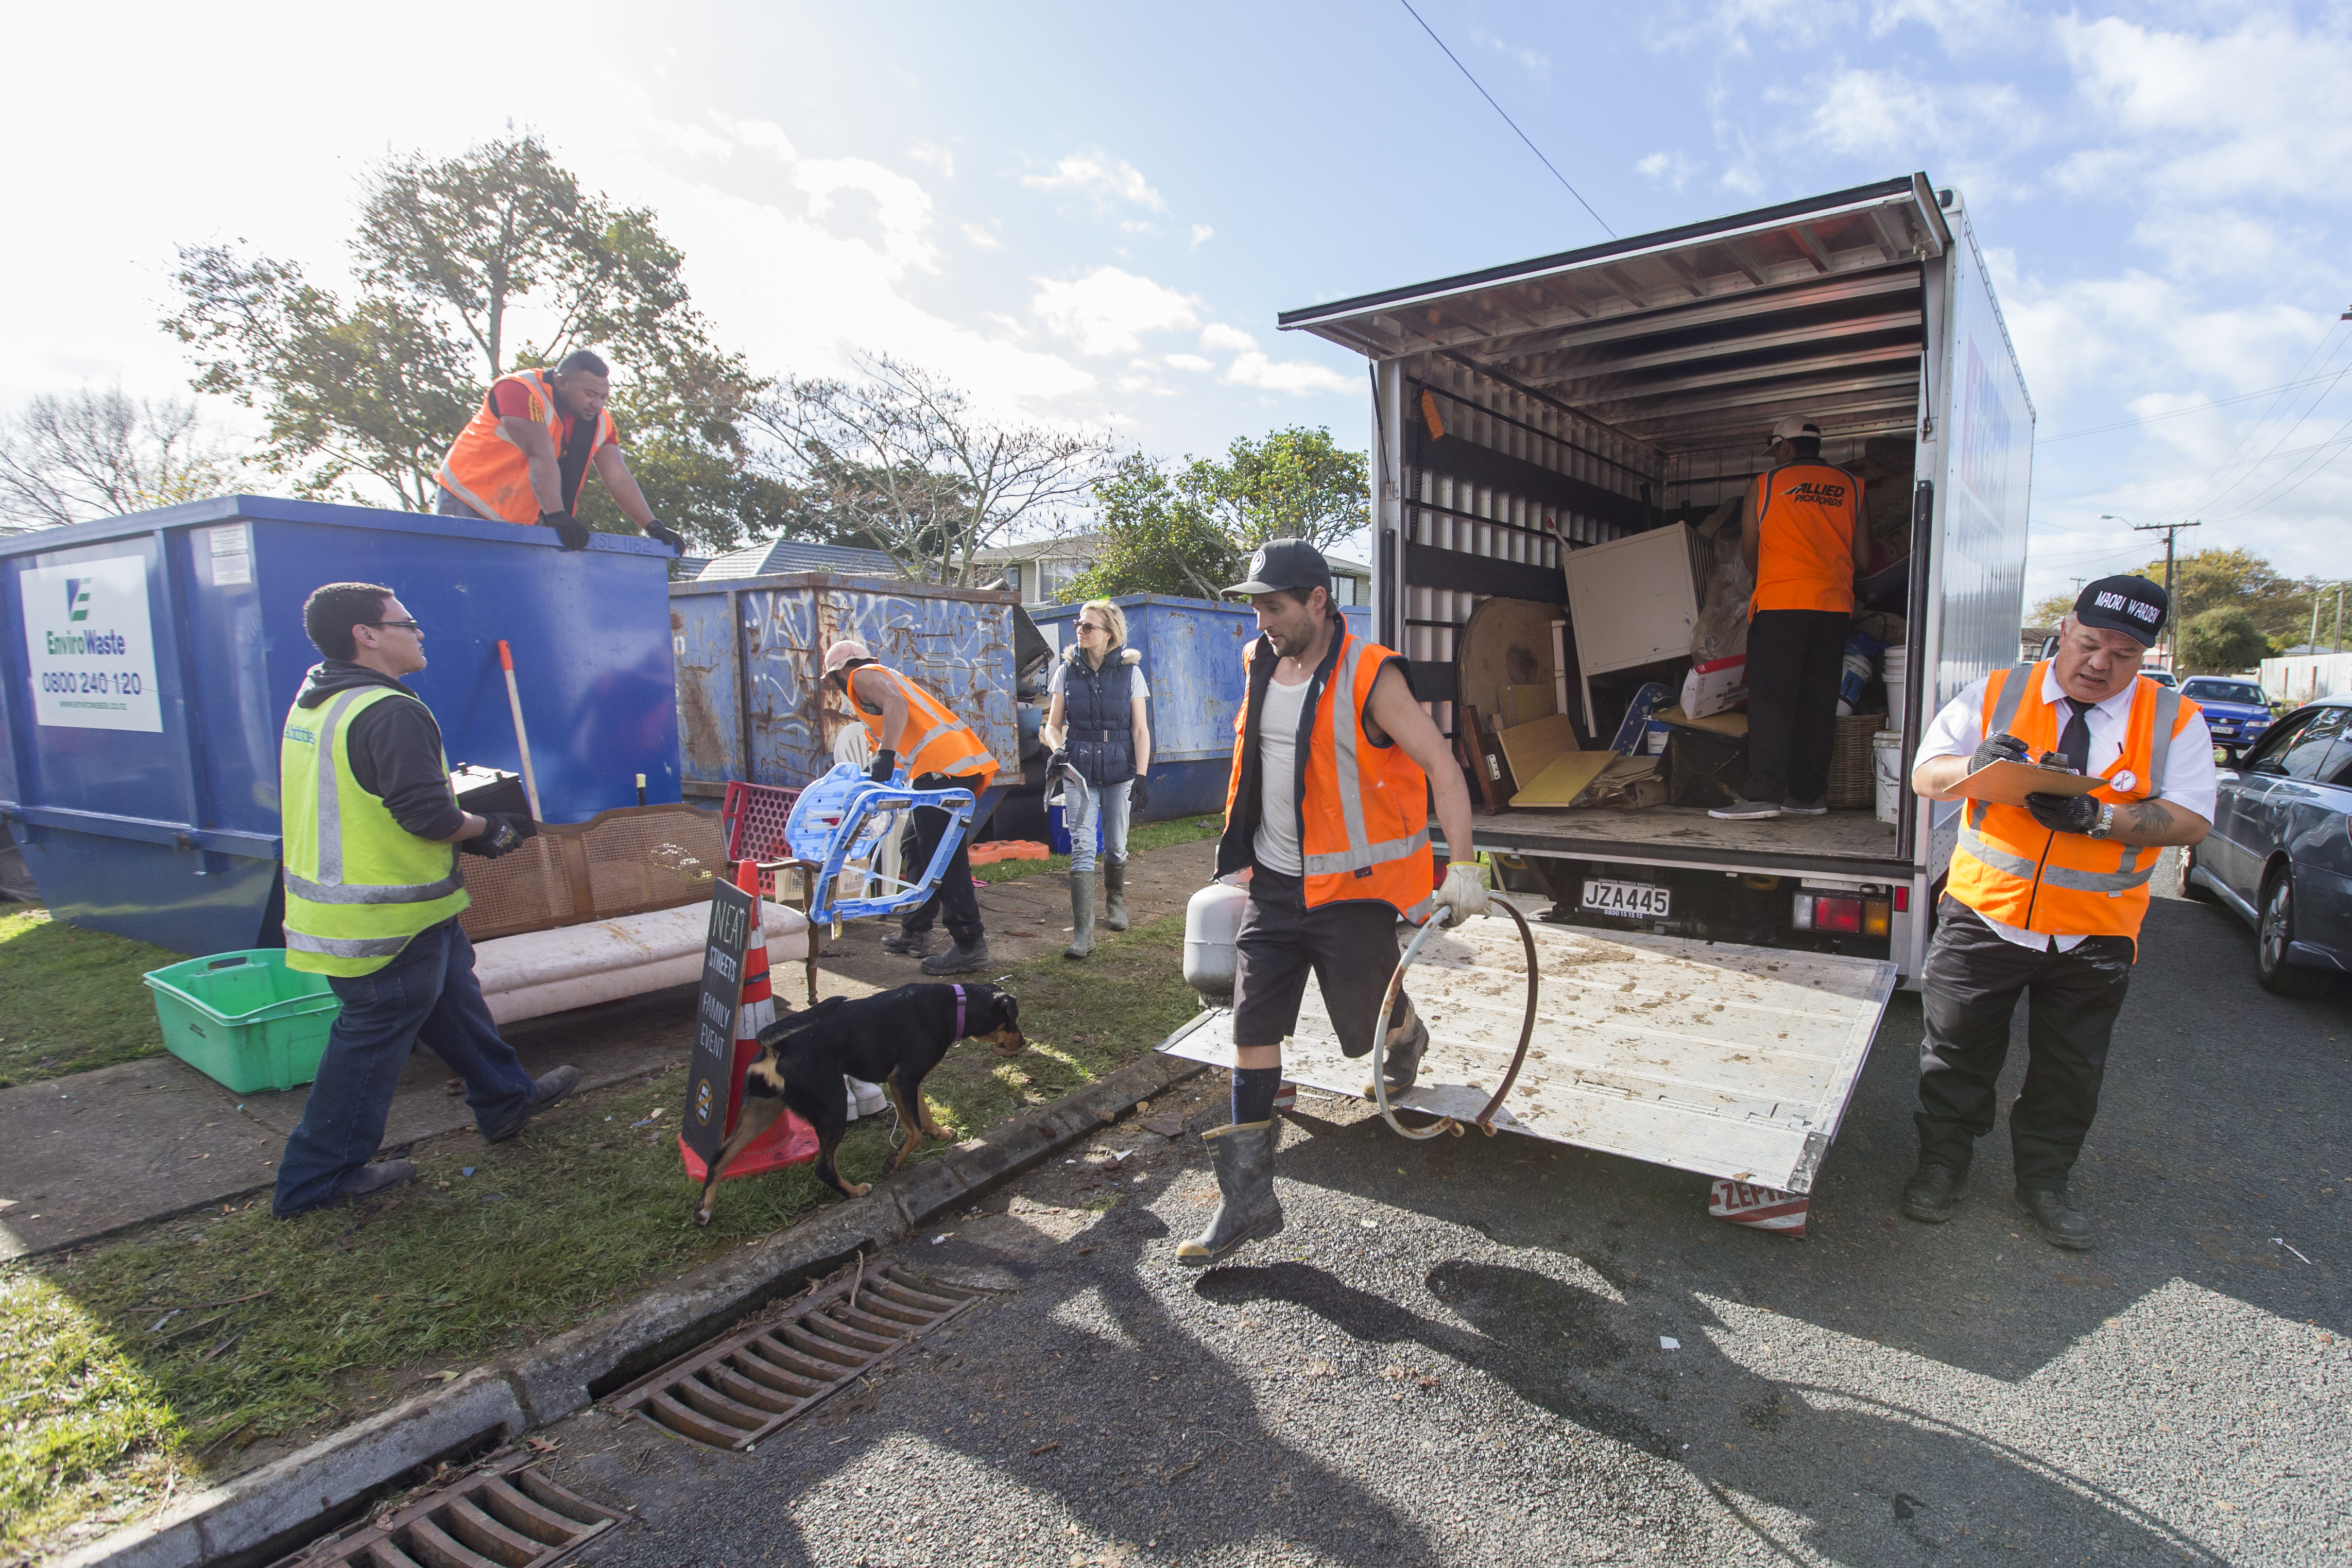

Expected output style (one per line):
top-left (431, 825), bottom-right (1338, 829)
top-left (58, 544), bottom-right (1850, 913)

top-left (694, 1076), bottom-right (715, 1125)
top-left (1788, 480), bottom-right (1848, 505)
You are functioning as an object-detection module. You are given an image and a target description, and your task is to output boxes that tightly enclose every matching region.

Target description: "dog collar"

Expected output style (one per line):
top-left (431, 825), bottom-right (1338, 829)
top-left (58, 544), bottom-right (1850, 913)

top-left (952, 984), bottom-right (966, 1039)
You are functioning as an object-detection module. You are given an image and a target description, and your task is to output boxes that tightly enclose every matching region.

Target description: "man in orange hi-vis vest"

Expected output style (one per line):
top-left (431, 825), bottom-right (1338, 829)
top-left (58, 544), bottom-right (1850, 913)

top-left (1711, 413), bottom-right (1872, 821)
top-left (822, 640), bottom-right (1001, 976)
top-left (435, 350), bottom-right (683, 555)
top-left (1904, 576), bottom-right (2214, 1250)
top-left (1176, 540), bottom-right (1486, 1265)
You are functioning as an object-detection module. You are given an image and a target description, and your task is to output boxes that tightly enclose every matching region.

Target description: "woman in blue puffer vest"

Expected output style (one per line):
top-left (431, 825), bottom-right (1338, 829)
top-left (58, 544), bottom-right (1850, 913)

top-left (1043, 599), bottom-right (1153, 958)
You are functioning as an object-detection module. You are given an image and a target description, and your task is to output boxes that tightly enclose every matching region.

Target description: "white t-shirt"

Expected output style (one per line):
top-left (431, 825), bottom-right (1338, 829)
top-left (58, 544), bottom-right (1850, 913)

top-left (1917, 666), bottom-right (2217, 951)
top-left (1252, 675), bottom-right (1312, 875)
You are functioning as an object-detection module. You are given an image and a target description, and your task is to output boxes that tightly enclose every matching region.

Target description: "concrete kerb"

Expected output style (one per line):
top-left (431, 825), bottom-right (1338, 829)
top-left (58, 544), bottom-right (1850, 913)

top-left (56, 1048), bottom-right (1208, 1568)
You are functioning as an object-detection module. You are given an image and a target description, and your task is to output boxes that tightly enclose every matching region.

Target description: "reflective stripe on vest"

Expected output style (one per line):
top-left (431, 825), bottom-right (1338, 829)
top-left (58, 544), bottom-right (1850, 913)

top-left (437, 369), bottom-right (613, 525)
top-left (849, 666), bottom-right (999, 789)
top-left (280, 685), bottom-right (470, 975)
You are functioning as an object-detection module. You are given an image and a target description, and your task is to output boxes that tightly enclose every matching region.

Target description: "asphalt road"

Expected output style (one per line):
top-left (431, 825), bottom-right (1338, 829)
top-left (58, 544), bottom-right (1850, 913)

top-left (541, 852), bottom-right (2347, 1566)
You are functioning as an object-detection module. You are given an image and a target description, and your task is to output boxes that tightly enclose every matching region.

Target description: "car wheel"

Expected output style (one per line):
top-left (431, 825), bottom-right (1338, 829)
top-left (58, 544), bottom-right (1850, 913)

top-left (2256, 870), bottom-right (2334, 998)
top-left (2174, 843), bottom-right (2217, 903)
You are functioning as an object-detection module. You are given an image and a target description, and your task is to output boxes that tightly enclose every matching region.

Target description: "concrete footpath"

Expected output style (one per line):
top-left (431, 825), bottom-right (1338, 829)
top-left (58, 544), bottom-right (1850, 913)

top-left (0, 836), bottom-right (1219, 1259)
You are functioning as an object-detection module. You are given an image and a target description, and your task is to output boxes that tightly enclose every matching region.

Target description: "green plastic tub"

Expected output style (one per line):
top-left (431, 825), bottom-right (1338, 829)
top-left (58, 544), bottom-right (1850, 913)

top-left (143, 950), bottom-right (343, 1094)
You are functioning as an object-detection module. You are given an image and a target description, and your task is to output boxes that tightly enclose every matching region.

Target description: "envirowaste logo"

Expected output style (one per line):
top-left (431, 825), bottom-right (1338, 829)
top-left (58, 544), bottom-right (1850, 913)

top-left (65, 578), bottom-right (92, 621)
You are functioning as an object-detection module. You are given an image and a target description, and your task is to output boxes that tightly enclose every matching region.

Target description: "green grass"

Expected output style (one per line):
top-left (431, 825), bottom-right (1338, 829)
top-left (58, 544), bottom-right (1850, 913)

top-left (0, 907), bottom-right (185, 1088)
top-left (972, 812), bottom-right (1222, 885)
top-left (0, 912), bottom-right (1203, 1560)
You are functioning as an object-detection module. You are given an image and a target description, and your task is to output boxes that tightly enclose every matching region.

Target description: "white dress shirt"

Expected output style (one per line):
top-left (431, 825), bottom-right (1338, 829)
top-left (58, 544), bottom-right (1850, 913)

top-left (1916, 666), bottom-right (2217, 951)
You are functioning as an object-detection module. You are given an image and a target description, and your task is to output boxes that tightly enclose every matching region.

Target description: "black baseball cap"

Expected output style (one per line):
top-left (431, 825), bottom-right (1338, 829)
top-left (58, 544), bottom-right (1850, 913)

top-left (2073, 575), bottom-right (2168, 646)
top-left (1224, 538), bottom-right (1331, 597)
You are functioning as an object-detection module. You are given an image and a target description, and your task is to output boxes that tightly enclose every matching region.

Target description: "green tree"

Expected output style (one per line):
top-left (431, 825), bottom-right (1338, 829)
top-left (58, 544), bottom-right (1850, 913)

top-left (2024, 591), bottom-right (2075, 628)
top-left (1068, 426), bottom-right (1368, 602)
top-left (2137, 547), bottom-right (2314, 645)
top-left (164, 134), bottom-right (770, 549)
top-left (2178, 605), bottom-right (2269, 674)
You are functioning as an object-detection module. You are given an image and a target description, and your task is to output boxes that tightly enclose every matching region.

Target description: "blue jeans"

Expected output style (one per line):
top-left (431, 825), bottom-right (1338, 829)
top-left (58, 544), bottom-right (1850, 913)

top-left (272, 918), bottom-right (534, 1215)
top-left (1063, 777), bottom-right (1132, 875)
top-left (435, 487), bottom-right (487, 520)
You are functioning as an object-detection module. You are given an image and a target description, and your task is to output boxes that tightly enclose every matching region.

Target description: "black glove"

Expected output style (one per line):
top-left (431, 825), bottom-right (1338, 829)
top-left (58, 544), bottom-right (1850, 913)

top-left (644, 520), bottom-right (685, 554)
top-left (868, 749), bottom-right (897, 783)
top-left (461, 812), bottom-right (539, 858)
top-left (1969, 730), bottom-right (2030, 773)
top-left (1130, 773), bottom-right (1151, 815)
top-left (2024, 792), bottom-right (2101, 835)
top-left (539, 510), bottom-right (591, 551)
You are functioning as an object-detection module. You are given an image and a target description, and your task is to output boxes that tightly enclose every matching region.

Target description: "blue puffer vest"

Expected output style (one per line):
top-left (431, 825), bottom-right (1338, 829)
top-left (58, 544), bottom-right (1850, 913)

top-left (1062, 645), bottom-right (1141, 786)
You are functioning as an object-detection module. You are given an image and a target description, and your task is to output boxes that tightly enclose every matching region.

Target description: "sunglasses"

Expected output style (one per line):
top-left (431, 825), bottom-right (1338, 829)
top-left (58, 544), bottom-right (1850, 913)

top-left (1078, 621), bottom-right (1109, 633)
top-left (364, 619), bottom-right (423, 633)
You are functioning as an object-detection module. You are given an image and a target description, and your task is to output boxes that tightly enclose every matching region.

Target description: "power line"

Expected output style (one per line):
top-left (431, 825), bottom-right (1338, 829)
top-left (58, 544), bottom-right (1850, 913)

top-left (2039, 435), bottom-right (2352, 504)
top-left (1396, 0), bottom-right (1613, 238)
top-left (2034, 371), bottom-right (2352, 444)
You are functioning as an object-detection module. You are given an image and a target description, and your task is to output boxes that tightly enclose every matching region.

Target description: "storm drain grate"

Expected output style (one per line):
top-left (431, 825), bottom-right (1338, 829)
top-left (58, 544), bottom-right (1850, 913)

top-left (607, 1262), bottom-right (991, 1451)
top-left (271, 1452), bottom-right (619, 1568)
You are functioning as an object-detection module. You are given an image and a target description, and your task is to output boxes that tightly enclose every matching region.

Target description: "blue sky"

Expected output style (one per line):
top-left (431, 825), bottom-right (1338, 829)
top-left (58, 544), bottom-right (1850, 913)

top-left (8, 2), bottom-right (2348, 606)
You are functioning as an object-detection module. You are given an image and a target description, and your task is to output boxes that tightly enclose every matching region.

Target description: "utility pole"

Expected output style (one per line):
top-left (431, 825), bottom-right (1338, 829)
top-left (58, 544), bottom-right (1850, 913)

top-left (2130, 519), bottom-right (2200, 667)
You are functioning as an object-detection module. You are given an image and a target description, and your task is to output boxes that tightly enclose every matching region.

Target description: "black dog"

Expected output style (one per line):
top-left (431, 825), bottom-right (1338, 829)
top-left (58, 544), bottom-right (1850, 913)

top-left (692, 981), bottom-right (1025, 1226)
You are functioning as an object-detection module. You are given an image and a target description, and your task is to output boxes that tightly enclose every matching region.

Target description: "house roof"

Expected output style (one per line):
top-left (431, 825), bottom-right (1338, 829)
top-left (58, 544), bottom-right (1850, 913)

top-left (969, 533), bottom-right (1102, 563)
top-left (695, 539), bottom-right (907, 580)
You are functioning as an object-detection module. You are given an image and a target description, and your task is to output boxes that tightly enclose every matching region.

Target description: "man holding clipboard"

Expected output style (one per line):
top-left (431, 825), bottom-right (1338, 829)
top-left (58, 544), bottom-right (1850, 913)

top-left (1901, 576), bottom-right (2215, 1249)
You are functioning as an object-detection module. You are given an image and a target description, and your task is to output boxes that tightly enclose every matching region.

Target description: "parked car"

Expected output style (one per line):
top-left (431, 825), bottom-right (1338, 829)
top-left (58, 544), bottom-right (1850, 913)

top-left (2146, 668), bottom-right (2177, 688)
top-left (2177, 695), bottom-right (2352, 996)
top-left (2178, 676), bottom-right (2273, 760)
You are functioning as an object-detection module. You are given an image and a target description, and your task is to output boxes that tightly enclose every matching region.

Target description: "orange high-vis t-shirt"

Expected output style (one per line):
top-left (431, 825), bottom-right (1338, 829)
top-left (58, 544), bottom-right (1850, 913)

top-left (1748, 461), bottom-right (1862, 614)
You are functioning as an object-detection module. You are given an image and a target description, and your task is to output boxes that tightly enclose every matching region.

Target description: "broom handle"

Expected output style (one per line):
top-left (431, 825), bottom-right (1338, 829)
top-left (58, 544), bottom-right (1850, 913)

top-left (496, 640), bottom-right (544, 821)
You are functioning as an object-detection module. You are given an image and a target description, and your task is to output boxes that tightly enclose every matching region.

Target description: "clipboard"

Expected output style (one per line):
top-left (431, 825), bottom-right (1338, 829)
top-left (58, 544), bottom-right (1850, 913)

top-left (1956, 759), bottom-right (2107, 808)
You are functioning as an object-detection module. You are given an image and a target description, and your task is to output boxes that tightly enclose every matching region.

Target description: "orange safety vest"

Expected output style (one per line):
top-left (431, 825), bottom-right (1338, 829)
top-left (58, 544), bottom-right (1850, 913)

top-left (1945, 663), bottom-right (2200, 944)
top-left (1222, 631), bottom-right (1434, 923)
top-left (436, 368), bottom-right (617, 525)
top-left (845, 665), bottom-right (999, 790)
top-left (1748, 460), bottom-right (1861, 614)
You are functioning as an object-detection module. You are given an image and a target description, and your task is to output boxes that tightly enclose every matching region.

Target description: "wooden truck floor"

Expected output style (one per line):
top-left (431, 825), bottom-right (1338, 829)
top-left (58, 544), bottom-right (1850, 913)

top-left (1159, 896), bottom-right (1899, 1195)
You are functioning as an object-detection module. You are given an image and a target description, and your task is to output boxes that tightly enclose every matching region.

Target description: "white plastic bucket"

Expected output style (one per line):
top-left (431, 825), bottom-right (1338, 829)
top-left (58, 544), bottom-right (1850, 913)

top-left (1873, 730), bottom-right (1904, 824)
top-left (1882, 647), bottom-right (1909, 728)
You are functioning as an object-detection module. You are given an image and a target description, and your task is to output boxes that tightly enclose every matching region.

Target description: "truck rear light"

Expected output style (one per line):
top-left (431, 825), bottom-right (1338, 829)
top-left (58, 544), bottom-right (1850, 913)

top-left (1864, 900), bottom-right (1891, 937)
top-left (1893, 886), bottom-right (1909, 912)
top-left (1811, 895), bottom-right (1862, 933)
top-left (1792, 894), bottom-right (1812, 930)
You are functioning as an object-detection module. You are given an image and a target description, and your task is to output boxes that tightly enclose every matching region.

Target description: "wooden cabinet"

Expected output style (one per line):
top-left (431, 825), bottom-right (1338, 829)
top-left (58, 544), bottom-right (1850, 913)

top-left (1560, 523), bottom-right (1708, 733)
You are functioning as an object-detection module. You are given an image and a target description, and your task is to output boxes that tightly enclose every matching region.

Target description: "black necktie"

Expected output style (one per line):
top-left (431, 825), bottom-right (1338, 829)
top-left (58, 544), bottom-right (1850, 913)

top-left (2058, 698), bottom-right (2093, 774)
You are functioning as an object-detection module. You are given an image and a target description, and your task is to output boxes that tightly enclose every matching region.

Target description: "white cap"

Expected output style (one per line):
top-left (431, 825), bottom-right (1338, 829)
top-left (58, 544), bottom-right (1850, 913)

top-left (1767, 414), bottom-right (1823, 448)
top-left (821, 639), bottom-right (872, 675)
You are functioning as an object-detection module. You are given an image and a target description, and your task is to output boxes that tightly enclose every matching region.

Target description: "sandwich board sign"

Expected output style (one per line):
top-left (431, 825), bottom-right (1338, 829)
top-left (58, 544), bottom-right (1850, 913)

top-left (684, 877), bottom-right (756, 1167)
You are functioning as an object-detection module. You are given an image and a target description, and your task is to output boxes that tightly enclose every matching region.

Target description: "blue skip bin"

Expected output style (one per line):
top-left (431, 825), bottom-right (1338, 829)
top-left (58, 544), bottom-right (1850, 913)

top-left (144, 949), bottom-right (342, 1094)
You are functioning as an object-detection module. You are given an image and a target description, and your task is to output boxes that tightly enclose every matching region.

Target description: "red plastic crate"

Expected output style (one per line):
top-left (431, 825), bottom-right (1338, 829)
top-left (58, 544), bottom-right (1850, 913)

top-left (721, 781), bottom-right (804, 898)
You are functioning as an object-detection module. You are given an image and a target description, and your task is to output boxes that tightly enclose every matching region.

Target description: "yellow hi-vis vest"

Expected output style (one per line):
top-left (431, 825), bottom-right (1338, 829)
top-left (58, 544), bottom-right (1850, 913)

top-left (280, 686), bottom-right (470, 975)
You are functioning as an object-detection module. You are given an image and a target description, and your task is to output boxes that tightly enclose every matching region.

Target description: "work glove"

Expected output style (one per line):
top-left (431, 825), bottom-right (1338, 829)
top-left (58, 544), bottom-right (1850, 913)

top-left (1431, 860), bottom-right (1491, 926)
top-left (461, 813), bottom-right (538, 858)
top-left (1969, 731), bottom-right (2030, 774)
top-left (644, 519), bottom-right (685, 554)
top-left (2024, 792), bottom-right (2102, 836)
top-left (868, 748), bottom-right (898, 784)
top-left (1130, 773), bottom-right (1151, 815)
top-left (539, 510), bottom-right (591, 551)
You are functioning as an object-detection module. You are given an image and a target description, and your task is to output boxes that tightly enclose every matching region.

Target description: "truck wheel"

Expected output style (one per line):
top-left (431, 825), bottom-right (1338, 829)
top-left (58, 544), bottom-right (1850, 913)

top-left (2257, 871), bottom-right (2334, 998)
top-left (2174, 843), bottom-right (2217, 904)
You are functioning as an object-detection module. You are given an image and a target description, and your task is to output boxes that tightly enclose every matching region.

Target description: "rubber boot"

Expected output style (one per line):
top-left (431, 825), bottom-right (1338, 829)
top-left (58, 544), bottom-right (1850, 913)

top-left (1064, 870), bottom-right (1096, 959)
top-left (1362, 999), bottom-right (1428, 1099)
top-left (921, 936), bottom-right (991, 976)
top-left (1176, 1119), bottom-right (1284, 1264)
top-left (1103, 859), bottom-right (1129, 932)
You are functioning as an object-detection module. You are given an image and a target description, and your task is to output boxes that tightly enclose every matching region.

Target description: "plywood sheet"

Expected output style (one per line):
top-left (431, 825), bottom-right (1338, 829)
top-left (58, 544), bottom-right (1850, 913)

top-left (1158, 900), bottom-right (1899, 1194)
top-left (1501, 684), bottom-right (1554, 727)
top-left (1498, 713), bottom-right (1578, 788)
top-left (1656, 704), bottom-right (1749, 736)
top-left (1511, 749), bottom-right (1614, 807)
top-left (1458, 596), bottom-right (1571, 736)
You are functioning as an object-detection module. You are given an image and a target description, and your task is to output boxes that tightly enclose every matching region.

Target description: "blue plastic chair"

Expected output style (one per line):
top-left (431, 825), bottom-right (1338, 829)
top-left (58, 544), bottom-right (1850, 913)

top-left (784, 764), bottom-right (976, 926)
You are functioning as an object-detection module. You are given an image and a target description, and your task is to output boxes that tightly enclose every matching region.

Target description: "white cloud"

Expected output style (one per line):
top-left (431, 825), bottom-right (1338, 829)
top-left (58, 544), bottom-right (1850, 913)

top-left (1164, 353), bottom-right (1214, 372)
top-left (1197, 325), bottom-right (1355, 396)
top-left (792, 157), bottom-right (940, 275)
top-left (1790, 66), bottom-right (2039, 162)
top-left (907, 142), bottom-right (955, 179)
top-left (962, 221), bottom-right (1001, 251)
top-left (1199, 323), bottom-right (1256, 354)
top-left (1189, 224), bottom-right (1214, 249)
top-left (727, 117), bottom-right (796, 162)
top-left (1022, 149), bottom-right (1166, 212)
top-left (1636, 149), bottom-right (1698, 191)
top-left (1471, 28), bottom-right (1552, 76)
top-left (1032, 266), bottom-right (1201, 356)
top-left (649, 117), bottom-right (734, 161)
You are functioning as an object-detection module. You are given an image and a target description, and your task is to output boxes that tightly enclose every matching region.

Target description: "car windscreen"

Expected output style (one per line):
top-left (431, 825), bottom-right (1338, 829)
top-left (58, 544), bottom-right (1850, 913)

top-left (2183, 681), bottom-right (2265, 705)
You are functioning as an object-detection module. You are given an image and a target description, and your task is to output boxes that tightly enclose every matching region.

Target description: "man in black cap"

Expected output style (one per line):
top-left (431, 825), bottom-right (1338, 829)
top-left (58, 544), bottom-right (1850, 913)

top-left (1176, 539), bottom-right (1487, 1265)
top-left (1898, 575), bottom-right (2213, 1249)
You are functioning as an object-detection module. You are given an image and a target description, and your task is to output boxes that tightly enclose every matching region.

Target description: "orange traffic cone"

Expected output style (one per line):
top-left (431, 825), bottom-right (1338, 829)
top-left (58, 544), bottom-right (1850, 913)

top-left (680, 860), bottom-right (817, 1183)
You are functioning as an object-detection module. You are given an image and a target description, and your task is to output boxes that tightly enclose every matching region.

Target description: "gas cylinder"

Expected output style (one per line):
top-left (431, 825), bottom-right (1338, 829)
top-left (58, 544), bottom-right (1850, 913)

top-left (1182, 879), bottom-right (1250, 1001)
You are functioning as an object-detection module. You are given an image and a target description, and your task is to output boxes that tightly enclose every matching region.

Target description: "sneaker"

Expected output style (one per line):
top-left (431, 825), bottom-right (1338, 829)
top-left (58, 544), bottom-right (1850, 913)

top-left (881, 928), bottom-right (933, 956)
top-left (1707, 798), bottom-right (1783, 820)
top-left (483, 1065), bottom-right (581, 1144)
top-left (846, 1077), bottom-right (887, 1119)
top-left (1782, 798), bottom-right (1829, 816)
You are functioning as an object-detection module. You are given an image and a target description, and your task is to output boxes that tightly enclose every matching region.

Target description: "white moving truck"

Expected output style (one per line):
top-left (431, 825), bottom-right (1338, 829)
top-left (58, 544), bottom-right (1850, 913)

top-left (1161, 177), bottom-right (2033, 1201)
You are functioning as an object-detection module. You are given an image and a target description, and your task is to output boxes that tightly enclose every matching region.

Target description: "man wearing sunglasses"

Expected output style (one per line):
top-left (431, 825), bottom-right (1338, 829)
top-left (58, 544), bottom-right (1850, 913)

top-left (271, 582), bottom-right (578, 1217)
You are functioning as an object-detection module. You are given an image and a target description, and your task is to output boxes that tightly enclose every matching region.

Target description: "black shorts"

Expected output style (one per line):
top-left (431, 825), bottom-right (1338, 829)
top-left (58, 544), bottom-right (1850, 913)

top-left (1231, 866), bottom-right (1409, 1056)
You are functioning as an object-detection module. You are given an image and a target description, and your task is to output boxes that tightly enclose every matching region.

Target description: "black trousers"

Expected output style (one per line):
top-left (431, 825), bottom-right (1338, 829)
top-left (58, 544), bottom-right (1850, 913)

top-left (1745, 608), bottom-right (1849, 804)
top-left (898, 772), bottom-right (988, 947)
top-left (1232, 866), bottom-right (1411, 1055)
top-left (1915, 896), bottom-right (2135, 1187)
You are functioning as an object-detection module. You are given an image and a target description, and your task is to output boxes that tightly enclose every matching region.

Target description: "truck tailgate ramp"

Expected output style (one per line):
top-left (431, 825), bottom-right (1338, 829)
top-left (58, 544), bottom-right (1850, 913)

top-left (1159, 906), bottom-right (1897, 1194)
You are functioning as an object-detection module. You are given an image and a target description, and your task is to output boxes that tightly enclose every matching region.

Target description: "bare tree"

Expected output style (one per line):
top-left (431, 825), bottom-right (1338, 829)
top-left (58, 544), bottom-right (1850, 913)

top-left (0, 386), bottom-right (244, 533)
top-left (752, 353), bottom-right (1117, 585)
